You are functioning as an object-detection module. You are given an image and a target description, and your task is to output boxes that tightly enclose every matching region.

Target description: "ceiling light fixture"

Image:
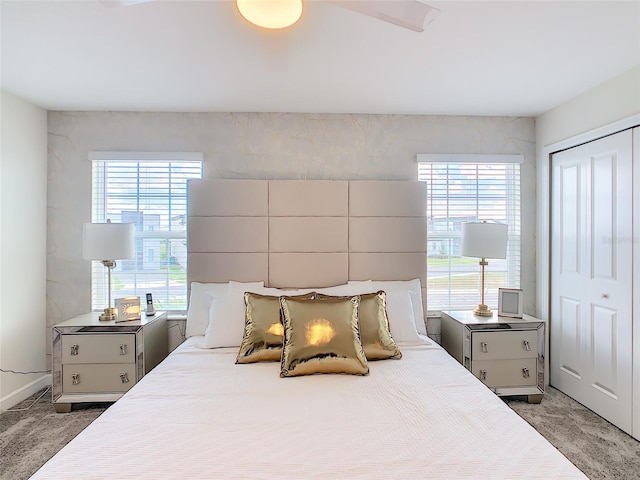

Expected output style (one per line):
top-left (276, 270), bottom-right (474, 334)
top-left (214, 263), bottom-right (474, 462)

top-left (236, 0), bottom-right (303, 29)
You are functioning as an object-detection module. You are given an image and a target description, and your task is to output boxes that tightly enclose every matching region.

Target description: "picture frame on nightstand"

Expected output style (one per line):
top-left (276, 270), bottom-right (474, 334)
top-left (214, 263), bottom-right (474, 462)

top-left (498, 288), bottom-right (523, 318)
top-left (115, 296), bottom-right (141, 322)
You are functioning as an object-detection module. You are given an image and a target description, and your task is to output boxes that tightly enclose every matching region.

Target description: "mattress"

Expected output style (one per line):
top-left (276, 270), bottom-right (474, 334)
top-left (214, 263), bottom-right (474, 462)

top-left (33, 337), bottom-right (586, 479)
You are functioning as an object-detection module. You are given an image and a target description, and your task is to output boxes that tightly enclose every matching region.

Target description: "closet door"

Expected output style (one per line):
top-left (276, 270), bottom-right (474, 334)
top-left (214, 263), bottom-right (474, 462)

top-left (550, 129), bottom-right (633, 435)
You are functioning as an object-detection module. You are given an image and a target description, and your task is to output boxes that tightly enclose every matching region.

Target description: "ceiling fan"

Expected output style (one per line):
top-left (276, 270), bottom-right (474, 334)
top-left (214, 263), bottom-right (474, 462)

top-left (101, 0), bottom-right (441, 33)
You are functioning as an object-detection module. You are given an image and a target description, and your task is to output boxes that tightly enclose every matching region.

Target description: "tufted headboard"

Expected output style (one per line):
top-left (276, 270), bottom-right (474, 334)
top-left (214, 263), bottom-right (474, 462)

top-left (187, 179), bottom-right (427, 311)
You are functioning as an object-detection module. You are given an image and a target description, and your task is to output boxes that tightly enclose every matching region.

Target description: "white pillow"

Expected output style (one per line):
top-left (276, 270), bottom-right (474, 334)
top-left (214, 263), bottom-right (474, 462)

top-left (369, 279), bottom-right (426, 335)
top-left (187, 281), bottom-right (263, 338)
top-left (228, 280), bottom-right (265, 291)
top-left (409, 291), bottom-right (426, 335)
top-left (342, 280), bottom-right (373, 288)
top-left (186, 282), bottom-right (229, 338)
top-left (381, 289), bottom-right (422, 343)
top-left (202, 281), bottom-right (264, 348)
top-left (314, 281), bottom-right (373, 296)
top-left (253, 286), bottom-right (315, 297)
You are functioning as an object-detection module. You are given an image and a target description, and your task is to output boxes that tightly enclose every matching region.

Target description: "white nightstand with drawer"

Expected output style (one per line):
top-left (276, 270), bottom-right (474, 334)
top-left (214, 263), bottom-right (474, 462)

top-left (52, 311), bottom-right (167, 412)
top-left (441, 310), bottom-right (545, 404)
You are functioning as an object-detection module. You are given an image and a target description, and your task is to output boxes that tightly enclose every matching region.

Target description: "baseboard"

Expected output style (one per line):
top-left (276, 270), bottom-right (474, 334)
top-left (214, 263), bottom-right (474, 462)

top-left (0, 374), bottom-right (51, 412)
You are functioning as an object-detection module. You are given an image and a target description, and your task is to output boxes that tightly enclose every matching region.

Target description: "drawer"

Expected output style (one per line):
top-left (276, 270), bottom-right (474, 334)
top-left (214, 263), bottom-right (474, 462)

top-left (62, 334), bottom-right (135, 364)
top-left (471, 330), bottom-right (538, 360)
top-left (62, 364), bottom-right (137, 393)
top-left (472, 358), bottom-right (538, 388)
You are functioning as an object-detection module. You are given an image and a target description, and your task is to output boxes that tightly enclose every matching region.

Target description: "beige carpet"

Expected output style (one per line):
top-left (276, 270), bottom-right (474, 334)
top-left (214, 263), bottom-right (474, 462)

top-left (0, 389), bottom-right (108, 479)
top-left (503, 387), bottom-right (640, 479)
top-left (1, 386), bottom-right (639, 479)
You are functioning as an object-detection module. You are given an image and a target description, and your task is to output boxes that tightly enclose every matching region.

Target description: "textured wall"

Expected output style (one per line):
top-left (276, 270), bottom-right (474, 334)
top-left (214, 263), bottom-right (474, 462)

top-left (47, 112), bottom-right (536, 342)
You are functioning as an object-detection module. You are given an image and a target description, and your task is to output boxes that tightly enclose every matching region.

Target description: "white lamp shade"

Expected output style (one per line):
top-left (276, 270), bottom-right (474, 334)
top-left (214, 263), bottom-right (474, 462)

top-left (83, 222), bottom-right (135, 261)
top-left (461, 222), bottom-right (508, 259)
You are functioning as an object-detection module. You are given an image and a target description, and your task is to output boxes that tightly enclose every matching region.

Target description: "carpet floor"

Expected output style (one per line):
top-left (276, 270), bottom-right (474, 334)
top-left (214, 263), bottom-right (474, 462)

top-left (503, 388), bottom-right (640, 479)
top-left (1, 386), bottom-right (639, 479)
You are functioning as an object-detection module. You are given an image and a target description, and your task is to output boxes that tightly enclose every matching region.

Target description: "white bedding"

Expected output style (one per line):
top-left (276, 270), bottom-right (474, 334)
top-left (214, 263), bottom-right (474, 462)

top-left (33, 338), bottom-right (586, 479)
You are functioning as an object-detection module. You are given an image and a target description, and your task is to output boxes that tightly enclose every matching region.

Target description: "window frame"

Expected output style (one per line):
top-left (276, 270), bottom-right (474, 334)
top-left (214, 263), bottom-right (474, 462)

top-left (88, 151), bottom-right (203, 312)
top-left (417, 154), bottom-right (523, 316)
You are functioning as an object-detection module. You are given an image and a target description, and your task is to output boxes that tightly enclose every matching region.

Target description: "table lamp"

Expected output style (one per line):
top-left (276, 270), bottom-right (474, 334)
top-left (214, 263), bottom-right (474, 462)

top-left (83, 221), bottom-right (135, 321)
top-left (461, 221), bottom-right (508, 317)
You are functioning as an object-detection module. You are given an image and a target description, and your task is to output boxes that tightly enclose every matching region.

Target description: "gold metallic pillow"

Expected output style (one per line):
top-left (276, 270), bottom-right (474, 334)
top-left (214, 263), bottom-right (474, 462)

top-left (279, 295), bottom-right (369, 377)
top-left (236, 292), bottom-right (314, 364)
top-left (316, 291), bottom-right (402, 360)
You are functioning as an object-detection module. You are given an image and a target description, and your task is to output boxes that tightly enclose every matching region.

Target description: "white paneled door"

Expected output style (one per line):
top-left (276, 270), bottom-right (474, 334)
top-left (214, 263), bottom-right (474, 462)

top-left (550, 129), bottom-right (633, 435)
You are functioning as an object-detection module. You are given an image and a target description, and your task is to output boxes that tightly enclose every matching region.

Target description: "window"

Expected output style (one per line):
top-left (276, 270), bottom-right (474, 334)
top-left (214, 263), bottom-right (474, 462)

top-left (89, 152), bottom-right (203, 311)
top-left (417, 154), bottom-right (521, 313)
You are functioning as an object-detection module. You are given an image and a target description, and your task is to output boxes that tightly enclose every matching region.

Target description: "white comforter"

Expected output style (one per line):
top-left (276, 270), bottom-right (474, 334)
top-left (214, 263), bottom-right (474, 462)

top-left (33, 338), bottom-right (586, 479)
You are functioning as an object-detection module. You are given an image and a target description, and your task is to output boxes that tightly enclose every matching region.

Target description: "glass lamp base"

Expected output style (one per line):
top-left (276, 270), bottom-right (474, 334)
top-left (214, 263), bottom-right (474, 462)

top-left (473, 304), bottom-right (493, 317)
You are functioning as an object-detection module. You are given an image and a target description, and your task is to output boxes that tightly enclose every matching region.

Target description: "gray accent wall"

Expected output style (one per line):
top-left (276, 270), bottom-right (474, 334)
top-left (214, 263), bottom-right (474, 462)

top-left (46, 112), bottom-right (536, 346)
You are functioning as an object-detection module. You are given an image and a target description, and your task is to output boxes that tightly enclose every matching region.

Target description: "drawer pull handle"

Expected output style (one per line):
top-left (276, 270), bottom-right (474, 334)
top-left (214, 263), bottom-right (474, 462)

top-left (523, 340), bottom-right (532, 351)
top-left (479, 369), bottom-right (487, 381)
top-left (119, 344), bottom-right (127, 355)
top-left (70, 344), bottom-right (78, 356)
top-left (120, 372), bottom-right (129, 384)
top-left (481, 342), bottom-right (488, 353)
top-left (522, 367), bottom-right (530, 378)
top-left (72, 373), bottom-right (80, 385)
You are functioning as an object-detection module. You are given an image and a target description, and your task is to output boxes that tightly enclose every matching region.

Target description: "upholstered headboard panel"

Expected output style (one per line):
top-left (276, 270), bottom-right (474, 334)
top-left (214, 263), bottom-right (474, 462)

top-left (187, 178), bottom-right (426, 292)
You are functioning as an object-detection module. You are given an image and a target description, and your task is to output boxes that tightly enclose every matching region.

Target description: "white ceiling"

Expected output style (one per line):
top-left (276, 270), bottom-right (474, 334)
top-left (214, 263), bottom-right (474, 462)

top-left (1, 0), bottom-right (639, 117)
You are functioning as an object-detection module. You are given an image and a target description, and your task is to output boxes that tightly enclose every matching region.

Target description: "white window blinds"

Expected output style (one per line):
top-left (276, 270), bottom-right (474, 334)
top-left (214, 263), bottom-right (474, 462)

top-left (418, 158), bottom-right (521, 313)
top-left (90, 152), bottom-right (203, 311)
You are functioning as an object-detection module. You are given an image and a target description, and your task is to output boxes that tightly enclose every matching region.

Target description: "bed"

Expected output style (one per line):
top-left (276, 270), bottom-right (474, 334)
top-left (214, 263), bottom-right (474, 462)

top-left (32, 180), bottom-right (586, 479)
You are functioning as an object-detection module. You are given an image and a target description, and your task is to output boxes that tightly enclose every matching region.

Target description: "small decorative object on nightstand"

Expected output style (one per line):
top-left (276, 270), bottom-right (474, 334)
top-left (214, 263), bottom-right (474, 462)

top-left (441, 310), bottom-right (545, 404)
top-left (145, 293), bottom-right (155, 316)
top-left (51, 311), bottom-right (168, 413)
top-left (115, 296), bottom-right (141, 322)
top-left (498, 288), bottom-right (524, 318)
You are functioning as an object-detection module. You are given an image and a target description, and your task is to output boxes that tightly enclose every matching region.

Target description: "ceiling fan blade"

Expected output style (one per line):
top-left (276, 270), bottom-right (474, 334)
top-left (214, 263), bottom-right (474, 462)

top-left (327, 0), bottom-right (440, 32)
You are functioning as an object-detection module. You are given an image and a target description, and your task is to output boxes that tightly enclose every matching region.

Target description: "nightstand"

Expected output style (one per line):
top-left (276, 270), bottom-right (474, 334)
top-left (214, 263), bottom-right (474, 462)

top-left (52, 311), bottom-right (168, 412)
top-left (167, 312), bottom-right (187, 352)
top-left (441, 310), bottom-right (545, 404)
